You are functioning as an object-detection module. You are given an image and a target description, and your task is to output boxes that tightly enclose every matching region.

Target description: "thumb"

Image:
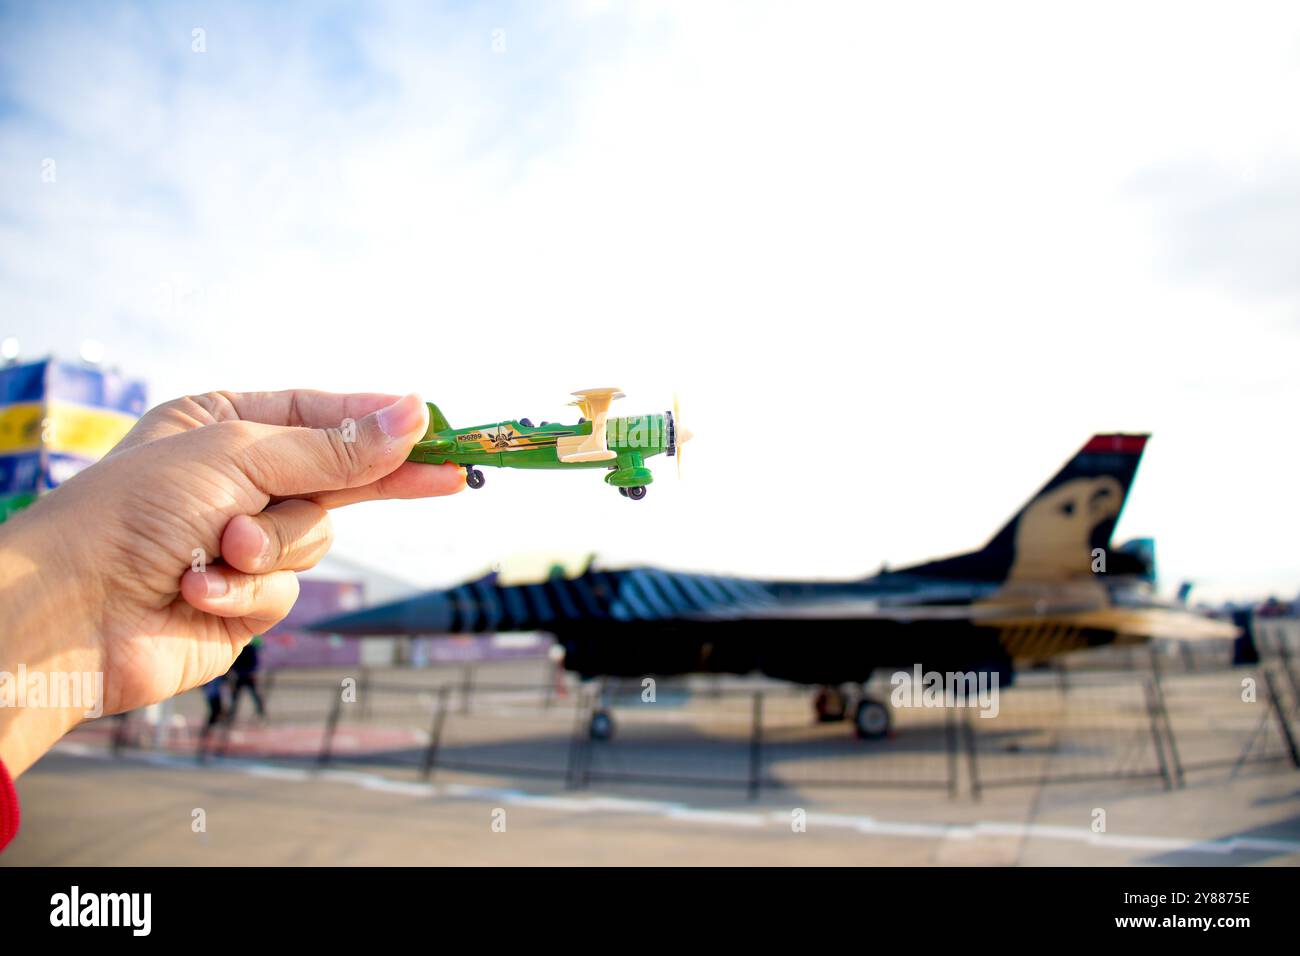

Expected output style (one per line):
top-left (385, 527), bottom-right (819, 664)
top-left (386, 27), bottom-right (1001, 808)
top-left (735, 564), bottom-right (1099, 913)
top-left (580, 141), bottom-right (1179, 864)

top-left (238, 393), bottom-right (430, 497)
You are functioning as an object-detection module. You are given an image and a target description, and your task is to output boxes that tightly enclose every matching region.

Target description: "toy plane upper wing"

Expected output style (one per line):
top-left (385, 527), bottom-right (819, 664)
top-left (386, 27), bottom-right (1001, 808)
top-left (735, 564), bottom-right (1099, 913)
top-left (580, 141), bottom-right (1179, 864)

top-left (557, 388), bottom-right (623, 462)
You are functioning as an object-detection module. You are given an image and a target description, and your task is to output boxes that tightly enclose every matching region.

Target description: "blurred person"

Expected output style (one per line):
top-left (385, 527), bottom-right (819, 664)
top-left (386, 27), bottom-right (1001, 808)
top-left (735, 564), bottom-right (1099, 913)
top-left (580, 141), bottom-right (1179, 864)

top-left (199, 674), bottom-right (228, 758)
top-left (203, 675), bottom-right (227, 730)
top-left (228, 637), bottom-right (266, 722)
top-left (0, 389), bottom-right (465, 851)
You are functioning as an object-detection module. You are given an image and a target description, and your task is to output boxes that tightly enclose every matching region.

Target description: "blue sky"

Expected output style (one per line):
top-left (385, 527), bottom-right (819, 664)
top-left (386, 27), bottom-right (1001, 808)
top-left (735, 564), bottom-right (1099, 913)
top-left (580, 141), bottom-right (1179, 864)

top-left (2, 1), bottom-right (1299, 600)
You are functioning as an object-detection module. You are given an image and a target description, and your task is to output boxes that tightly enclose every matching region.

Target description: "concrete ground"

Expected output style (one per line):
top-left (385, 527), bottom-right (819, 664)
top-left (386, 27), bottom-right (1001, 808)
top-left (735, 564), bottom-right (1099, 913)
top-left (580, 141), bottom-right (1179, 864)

top-left (4, 740), bottom-right (1298, 866)
top-left (5, 657), bottom-right (1298, 866)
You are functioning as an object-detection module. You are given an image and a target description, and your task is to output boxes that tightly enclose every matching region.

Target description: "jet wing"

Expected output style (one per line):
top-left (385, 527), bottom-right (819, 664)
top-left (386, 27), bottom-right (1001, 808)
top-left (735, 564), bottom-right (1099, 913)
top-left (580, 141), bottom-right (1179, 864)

top-left (682, 591), bottom-right (1110, 625)
top-left (1012, 607), bottom-right (1240, 641)
top-left (684, 593), bottom-right (1239, 641)
top-left (307, 564), bottom-right (1238, 645)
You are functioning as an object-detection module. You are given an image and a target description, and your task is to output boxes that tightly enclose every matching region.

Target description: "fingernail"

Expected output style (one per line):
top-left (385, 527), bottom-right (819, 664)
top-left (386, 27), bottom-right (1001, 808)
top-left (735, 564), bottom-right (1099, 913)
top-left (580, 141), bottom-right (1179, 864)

top-left (376, 393), bottom-right (425, 439)
top-left (204, 572), bottom-right (229, 598)
top-left (251, 523), bottom-right (271, 564)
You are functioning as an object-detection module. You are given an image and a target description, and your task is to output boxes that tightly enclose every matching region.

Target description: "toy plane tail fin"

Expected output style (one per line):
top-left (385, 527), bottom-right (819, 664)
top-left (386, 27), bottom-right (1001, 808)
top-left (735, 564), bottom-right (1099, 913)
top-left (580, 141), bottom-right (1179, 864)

top-left (424, 402), bottom-right (452, 437)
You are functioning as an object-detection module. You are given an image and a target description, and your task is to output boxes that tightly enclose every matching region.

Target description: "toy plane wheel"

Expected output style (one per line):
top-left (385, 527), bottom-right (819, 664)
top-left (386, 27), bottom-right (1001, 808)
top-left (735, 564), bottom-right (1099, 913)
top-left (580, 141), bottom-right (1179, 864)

top-left (466, 468), bottom-right (486, 490)
top-left (626, 486), bottom-right (647, 501)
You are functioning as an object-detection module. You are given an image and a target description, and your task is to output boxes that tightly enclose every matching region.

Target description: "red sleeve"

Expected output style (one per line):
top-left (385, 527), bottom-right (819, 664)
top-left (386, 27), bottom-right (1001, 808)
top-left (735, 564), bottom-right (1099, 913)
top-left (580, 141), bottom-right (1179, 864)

top-left (0, 755), bottom-right (19, 852)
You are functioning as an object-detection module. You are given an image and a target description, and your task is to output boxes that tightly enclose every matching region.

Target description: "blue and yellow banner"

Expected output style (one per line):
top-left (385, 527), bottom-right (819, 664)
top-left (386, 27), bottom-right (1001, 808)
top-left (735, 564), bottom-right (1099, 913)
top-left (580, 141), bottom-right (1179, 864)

top-left (0, 399), bottom-right (137, 459)
top-left (0, 359), bottom-right (147, 509)
top-left (0, 402), bottom-right (42, 453)
top-left (0, 452), bottom-right (42, 495)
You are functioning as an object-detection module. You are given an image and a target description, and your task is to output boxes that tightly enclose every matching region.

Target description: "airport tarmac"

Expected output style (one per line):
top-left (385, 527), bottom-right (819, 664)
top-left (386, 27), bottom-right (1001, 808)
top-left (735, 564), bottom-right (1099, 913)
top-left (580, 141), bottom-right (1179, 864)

top-left (4, 742), bottom-right (1299, 866)
top-left (4, 657), bottom-right (1299, 866)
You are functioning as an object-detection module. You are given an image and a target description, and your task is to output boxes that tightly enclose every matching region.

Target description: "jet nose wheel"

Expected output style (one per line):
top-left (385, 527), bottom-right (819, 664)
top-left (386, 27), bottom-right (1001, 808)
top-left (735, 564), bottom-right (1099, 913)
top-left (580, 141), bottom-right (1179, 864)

top-left (465, 468), bottom-right (486, 490)
top-left (589, 709), bottom-right (615, 741)
top-left (626, 486), bottom-right (647, 501)
top-left (853, 697), bottom-right (891, 739)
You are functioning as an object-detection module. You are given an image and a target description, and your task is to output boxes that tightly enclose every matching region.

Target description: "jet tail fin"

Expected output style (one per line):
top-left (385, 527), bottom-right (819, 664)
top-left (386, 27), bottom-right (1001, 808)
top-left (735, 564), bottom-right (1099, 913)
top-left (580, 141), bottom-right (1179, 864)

top-left (905, 434), bottom-right (1150, 583)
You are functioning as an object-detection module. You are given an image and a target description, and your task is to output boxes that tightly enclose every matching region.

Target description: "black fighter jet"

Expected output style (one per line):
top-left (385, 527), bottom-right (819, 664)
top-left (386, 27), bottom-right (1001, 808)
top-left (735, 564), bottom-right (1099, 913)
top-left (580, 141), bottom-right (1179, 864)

top-left (310, 434), bottom-right (1235, 738)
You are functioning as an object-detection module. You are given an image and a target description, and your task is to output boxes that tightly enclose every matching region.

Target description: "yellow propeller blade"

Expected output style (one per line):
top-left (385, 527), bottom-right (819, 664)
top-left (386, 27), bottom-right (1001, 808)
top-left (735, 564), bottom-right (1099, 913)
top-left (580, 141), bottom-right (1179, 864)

top-left (672, 392), bottom-right (694, 479)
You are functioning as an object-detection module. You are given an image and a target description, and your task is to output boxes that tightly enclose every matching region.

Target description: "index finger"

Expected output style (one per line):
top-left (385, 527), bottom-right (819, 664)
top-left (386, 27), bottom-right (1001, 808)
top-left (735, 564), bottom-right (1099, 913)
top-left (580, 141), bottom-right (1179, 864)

top-left (220, 389), bottom-right (404, 429)
top-left (109, 389), bottom-right (408, 457)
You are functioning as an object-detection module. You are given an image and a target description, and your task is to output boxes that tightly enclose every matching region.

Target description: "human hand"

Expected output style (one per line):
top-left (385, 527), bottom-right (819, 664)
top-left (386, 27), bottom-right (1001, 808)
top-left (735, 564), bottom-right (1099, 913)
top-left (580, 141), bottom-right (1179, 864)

top-left (0, 389), bottom-right (463, 774)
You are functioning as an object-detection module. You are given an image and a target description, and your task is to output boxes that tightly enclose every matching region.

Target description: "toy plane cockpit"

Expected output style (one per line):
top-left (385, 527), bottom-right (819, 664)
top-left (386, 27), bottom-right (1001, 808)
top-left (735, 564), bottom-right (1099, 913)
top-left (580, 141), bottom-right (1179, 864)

top-left (406, 388), bottom-right (692, 500)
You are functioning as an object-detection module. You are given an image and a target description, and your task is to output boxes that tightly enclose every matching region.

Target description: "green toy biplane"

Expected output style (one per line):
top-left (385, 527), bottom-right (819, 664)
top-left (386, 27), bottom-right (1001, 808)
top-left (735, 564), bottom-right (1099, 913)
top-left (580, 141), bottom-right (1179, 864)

top-left (406, 388), bottom-right (692, 500)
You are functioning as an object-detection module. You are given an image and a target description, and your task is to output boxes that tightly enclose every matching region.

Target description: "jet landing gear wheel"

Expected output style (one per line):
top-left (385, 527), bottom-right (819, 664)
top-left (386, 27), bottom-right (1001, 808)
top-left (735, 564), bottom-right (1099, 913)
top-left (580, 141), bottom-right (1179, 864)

top-left (853, 697), bottom-right (891, 739)
top-left (465, 468), bottom-right (486, 490)
top-left (589, 709), bottom-right (615, 741)
top-left (626, 486), bottom-right (647, 501)
top-left (814, 687), bottom-right (849, 722)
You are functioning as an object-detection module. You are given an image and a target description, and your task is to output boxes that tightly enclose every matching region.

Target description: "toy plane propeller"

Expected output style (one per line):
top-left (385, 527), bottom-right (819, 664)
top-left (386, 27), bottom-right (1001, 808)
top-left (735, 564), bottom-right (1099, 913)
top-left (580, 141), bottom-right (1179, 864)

top-left (406, 387), bottom-right (692, 500)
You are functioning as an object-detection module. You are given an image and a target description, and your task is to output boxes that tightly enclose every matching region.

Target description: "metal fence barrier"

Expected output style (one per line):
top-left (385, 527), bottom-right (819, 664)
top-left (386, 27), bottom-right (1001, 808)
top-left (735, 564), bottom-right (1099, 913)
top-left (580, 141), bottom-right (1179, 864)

top-left (102, 650), bottom-right (1300, 801)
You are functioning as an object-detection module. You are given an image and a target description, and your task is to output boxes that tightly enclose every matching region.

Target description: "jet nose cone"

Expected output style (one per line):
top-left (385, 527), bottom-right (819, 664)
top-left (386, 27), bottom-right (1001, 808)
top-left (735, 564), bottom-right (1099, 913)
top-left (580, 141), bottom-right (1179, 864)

top-left (676, 426), bottom-right (694, 446)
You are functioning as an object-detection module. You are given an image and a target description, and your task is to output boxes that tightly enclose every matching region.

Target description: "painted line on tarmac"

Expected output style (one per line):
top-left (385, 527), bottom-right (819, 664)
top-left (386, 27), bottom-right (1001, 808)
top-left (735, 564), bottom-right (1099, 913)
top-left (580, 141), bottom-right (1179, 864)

top-left (52, 741), bottom-right (1300, 857)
